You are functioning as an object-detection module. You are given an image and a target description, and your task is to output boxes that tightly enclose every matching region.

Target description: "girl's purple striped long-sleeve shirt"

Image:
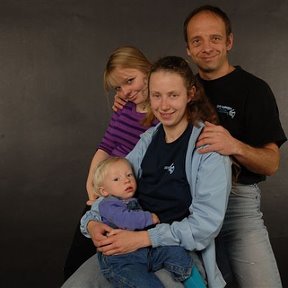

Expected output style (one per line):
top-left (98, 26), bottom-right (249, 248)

top-left (98, 101), bottom-right (156, 156)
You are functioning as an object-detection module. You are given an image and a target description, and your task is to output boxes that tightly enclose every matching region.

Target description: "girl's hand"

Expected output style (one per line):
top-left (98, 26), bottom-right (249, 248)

top-left (86, 180), bottom-right (97, 205)
top-left (112, 93), bottom-right (127, 112)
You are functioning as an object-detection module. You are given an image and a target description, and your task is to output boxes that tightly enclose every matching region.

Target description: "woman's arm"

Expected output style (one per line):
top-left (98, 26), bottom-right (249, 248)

top-left (80, 202), bottom-right (103, 237)
top-left (148, 152), bottom-right (231, 251)
top-left (89, 145), bottom-right (231, 256)
top-left (81, 204), bottom-right (153, 254)
top-left (97, 230), bottom-right (151, 255)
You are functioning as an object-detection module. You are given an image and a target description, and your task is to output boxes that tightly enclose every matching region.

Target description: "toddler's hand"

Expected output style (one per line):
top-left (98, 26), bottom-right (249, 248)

top-left (151, 213), bottom-right (160, 224)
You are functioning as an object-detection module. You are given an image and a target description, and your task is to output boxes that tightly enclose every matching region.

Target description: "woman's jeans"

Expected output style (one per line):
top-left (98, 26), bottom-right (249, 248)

top-left (219, 184), bottom-right (282, 287)
top-left (98, 246), bottom-right (193, 288)
top-left (61, 254), bottom-right (186, 288)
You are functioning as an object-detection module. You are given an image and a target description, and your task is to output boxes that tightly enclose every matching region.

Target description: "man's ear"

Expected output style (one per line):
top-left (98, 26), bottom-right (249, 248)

top-left (186, 46), bottom-right (191, 57)
top-left (226, 33), bottom-right (233, 51)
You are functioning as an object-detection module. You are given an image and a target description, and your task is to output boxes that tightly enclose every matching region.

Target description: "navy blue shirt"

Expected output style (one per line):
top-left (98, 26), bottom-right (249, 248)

top-left (137, 124), bottom-right (192, 224)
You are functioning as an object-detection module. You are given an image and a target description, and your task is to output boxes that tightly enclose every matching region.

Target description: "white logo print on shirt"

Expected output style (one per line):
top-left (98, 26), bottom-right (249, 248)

top-left (217, 105), bottom-right (236, 119)
top-left (164, 163), bottom-right (175, 174)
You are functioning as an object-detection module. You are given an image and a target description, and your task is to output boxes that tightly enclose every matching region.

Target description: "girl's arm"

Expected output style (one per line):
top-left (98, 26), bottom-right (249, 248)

top-left (86, 149), bottom-right (109, 204)
top-left (112, 93), bottom-right (127, 112)
top-left (86, 111), bottom-right (121, 202)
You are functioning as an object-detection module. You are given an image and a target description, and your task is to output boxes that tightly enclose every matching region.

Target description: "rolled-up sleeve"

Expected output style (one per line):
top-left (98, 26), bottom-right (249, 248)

top-left (80, 203), bottom-right (102, 238)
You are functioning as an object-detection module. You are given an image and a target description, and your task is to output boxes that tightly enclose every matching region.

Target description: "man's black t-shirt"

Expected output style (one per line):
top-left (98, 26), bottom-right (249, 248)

top-left (199, 66), bottom-right (287, 184)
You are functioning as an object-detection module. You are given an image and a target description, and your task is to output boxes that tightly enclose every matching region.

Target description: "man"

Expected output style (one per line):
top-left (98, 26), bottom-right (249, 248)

top-left (184, 5), bottom-right (286, 287)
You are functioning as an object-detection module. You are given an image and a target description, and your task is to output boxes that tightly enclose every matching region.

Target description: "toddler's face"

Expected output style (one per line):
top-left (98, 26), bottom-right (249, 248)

top-left (101, 160), bottom-right (137, 199)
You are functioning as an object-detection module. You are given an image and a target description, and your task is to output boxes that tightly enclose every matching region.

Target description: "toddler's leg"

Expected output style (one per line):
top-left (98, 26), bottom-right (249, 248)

top-left (99, 249), bottom-right (165, 288)
top-left (150, 246), bottom-right (206, 287)
top-left (183, 266), bottom-right (206, 288)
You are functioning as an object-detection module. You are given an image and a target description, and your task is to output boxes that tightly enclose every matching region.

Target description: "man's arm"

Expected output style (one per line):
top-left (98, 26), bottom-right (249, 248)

top-left (232, 141), bottom-right (279, 176)
top-left (196, 121), bottom-right (280, 176)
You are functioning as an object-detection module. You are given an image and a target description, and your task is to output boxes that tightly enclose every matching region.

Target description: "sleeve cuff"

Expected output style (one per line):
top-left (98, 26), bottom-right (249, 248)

top-left (80, 210), bottom-right (101, 238)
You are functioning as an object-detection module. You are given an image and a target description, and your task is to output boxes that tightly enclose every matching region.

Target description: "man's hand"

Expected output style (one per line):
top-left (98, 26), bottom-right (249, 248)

top-left (196, 121), bottom-right (239, 156)
top-left (112, 93), bottom-right (127, 112)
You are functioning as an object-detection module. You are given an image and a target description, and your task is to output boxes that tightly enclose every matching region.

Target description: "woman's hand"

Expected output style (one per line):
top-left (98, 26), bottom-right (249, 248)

top-left (87, 221), bottom-right (113, 247)
top-left (97, 230), bottom-right (151, 256)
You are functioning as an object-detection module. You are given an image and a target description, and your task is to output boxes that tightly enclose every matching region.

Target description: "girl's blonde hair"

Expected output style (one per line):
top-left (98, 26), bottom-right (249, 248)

top-left (104, 46), bottom-right (151, 92)
top-left (93, 157), bottom-right (131, 196)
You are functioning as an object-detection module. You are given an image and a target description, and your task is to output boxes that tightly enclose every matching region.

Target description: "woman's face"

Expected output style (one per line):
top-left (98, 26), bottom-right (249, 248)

top-left (149, 71), bottom-right (193, 130)
top-left (111, 67), bottom-right (148, 104)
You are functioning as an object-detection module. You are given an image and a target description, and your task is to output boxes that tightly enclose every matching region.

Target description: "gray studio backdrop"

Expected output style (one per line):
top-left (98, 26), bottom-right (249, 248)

top-left (0, 1), bottom-right (287, 287)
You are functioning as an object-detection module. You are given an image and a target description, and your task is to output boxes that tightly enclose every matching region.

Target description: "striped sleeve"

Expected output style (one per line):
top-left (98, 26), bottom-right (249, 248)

top-left (98, 102), bottom-right (152, 157)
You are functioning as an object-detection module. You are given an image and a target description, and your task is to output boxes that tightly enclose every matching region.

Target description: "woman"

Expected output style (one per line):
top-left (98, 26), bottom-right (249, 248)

top-left (63, 56), bottom-right (231, 288)
top-left (64, 46), bottom-right (157, 279)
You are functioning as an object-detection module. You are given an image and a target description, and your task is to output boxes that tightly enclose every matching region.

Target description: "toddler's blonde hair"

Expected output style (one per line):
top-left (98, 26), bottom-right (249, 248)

top-left (93, 157), bottom-right (131, 197)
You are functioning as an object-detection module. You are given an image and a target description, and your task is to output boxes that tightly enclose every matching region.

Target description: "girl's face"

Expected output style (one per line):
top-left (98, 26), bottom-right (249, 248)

top-left (111, 67), bottom-right (148, 105)
top-left (149, 71), bottom-right (193, 131)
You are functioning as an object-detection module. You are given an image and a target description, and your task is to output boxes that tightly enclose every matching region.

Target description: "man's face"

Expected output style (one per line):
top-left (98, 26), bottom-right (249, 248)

top-left (186, 11), bottom-right (233, 79)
